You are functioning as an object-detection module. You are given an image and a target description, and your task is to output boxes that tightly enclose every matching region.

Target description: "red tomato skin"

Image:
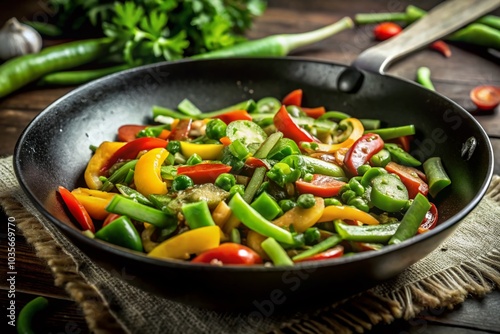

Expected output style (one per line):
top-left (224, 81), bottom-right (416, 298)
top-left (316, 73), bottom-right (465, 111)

top-left (385, 162), bottom-right (429, 199)
top-left (343, 133), bottom-right (384, 176)
top-left (470, 85), bottom-right (500, 111)
top-left (191, 243), bottom-right (263, 265)
top-left (282, 89), bottom-right (303, 107)
top-left (177, 163), bottom-right (232, 184)
top-left (373, 22), bottom-right (402, 41)
top-left (418, 203), bottom-right (438, 234)
top-left (294, 245), bottom-right (344, 262)
top-left (295, 174), bottom-right (346, 197)
top-left (118, 125), bottom-right (148, 142)
top-left (58, 186), bottom-right (95, 232)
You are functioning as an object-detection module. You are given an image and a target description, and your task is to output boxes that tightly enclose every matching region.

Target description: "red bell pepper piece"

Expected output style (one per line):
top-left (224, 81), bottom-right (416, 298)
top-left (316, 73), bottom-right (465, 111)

top-left (385, 161), bottom-right (429, 199)
top-left (294, 245), bottom-right (344, 262)
top-left (343, 133), bottom-right (384, 176)
top-left (117, 124), bottom-right (148, 142)
top-left (177, 163), bottom-right (232, 184)
top-left (191, 243), bottom-right (263, 265)
top-left (100, 137), bottom-right (168, 174)
top-left (219, 136), bottom-right (232, 146)
top-left (168, 119), bottom-right (192, 141)
top-left (103, 213), bottom-right (121, 227)
top-left (273, 105), bottom-right (317, 145)
top-left (282, 89), bottom-right (302, 106)
top-left (430, 40), bottom-right (451, 58)
top-left (301, 106), bottom-right (326, 119)
top-left (214, 110), bottom-right (252, 124)
top-left (245, 157), bottom-right (272, 170)
top-left (418, 202), bottom-right (438, 234)
top-left (295, 174), bottom-right (346, 197)
top-left (58, 186), bottom-right (95, 233)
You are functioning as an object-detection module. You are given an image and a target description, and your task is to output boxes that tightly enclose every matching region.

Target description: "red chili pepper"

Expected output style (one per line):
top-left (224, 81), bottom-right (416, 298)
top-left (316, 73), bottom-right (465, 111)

top-left (214, 109), bottom-right (252, 124)
top-left (58, 186), bottom-right (95, 233)
top-left (343, 133), bottom-right (384, 176)
top-left (301, 106), bottom-right (326, 119)
top-left (386, 135), bottom-right (412, 152)
top-left (294, 245), bottom-right (344, 262)
top-left (373, 22), bottom-right (402, 41)
top-left (117, 125), bottom-right (148, 142)
top-left (282, 89), bottom-right (303, 106)
top-left (385, 161), bottom-right (429, 199)
top-left (295, 174), bottom-right (346, 197)
top-left (177, 163), bottom-right (232, 184)
top-left (191, 243), bottom-right (263, 265)
top-left (245, 157), bottom-right (272, 169)
top-left (168, 119), bottom-right (192, 141)
top-left (273, 105), bottom-right (318, 145)
top-left (430, 40), bottom-right (452, 58)
top-left (100, 137), bottom-right (168, 174)
top-left (418, 202), bottom-right (438, 234)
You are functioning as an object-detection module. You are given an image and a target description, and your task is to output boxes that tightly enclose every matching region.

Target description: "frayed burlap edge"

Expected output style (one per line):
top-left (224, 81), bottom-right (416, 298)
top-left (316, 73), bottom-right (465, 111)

top-left (0, 196), bottom-right (125, 334)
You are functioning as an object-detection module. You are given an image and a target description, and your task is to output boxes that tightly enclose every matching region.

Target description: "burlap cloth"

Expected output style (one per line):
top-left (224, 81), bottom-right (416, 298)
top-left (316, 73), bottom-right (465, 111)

top-left (1, 155), bottom-right (499, 334)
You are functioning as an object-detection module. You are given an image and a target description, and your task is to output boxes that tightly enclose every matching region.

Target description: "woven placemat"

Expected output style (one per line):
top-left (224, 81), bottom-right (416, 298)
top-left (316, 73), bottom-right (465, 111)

top-left (1, 155), bottom-right (499, 334)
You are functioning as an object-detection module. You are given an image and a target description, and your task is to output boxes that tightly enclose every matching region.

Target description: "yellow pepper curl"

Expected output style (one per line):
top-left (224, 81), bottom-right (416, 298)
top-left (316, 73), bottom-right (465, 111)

top-left (84, 141), bottom-right (126, 189)
top-left (134, 147), bottom-right (169, 197)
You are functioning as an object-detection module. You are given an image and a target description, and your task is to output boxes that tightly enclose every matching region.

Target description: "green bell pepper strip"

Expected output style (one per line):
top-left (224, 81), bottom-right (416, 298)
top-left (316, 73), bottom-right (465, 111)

top-left (182, 201), bottom-right (216, 229)
top-left (116, 184), bottom-right (152, 206)
top-left (370, 174), bottom-right (409, 213)
top-left (389, 193), bottom-right (432, 245)
top-left (253, 132), bottom-right (284, 159)
top-left (229, 139), bottom-right (251, 160)
top-left (366, 125), bottom-right (416, 140)
top-left (423, 157), bottom-right (452, 198)
top-left (261, 237), bottom-right (294, 266)
top-left (244, 167), bottom-right (267, 203)
top-left (200, 100), bottom-right (257, 119)
top-left (369, 149), bottom-right (392, 167)
top-left (17, 296), bottom-right (49, 334)
top-left (335, 221), bottom-right (400, 244)
top-left (266, 137), bottom-right (300, 160)
top-left (229, 193), bottom-right (294, 245)
top-left (95, 215), bottom-right (143, 252)
top-left (384, 143), bottom-right (421, 167)
top-left (292, 234), bottom-right (343, 262)
top-left (251, 191), bottom-right (283, 220)
top-left (177, 98), bottom-right (202, 116)
top-left (106, 195), bottom-right (177, 229)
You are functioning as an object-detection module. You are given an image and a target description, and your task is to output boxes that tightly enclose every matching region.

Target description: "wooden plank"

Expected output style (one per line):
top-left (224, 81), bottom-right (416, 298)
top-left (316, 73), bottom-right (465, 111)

top-left (0, 87), bottom-right (74, 111)
top-left (0, 109), bottom-right (40, 156)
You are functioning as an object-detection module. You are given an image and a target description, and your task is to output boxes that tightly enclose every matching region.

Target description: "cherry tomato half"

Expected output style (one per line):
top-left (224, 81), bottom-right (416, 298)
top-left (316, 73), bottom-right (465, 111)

top-left (296, 174), bottom-right (346, 197)
top-left (191, 243), bottom-right (263, 265)
top-left (373, 22), bottom-right (402, 41)
top-left (470, 85), bottom-right (500, 111)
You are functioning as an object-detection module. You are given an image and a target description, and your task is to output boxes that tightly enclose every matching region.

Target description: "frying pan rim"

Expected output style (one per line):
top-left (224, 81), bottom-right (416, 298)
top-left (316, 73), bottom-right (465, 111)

top-left (13, 56), bottom-right (495, 273)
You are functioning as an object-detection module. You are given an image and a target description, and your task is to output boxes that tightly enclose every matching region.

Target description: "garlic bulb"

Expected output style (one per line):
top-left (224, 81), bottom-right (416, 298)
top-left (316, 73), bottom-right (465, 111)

top-left (0, 18), bottom-right (42, 61)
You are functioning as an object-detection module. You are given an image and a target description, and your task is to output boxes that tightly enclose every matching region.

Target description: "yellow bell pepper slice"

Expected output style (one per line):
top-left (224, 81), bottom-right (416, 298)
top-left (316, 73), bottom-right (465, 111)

top-left (318, 205), bottom-right (380, 225)
top-left (306, 118), bottom-right (364, 153)
top-left (272, 197), bottom-right (325, 233)
top-left (84, 141), bottom-right (126, 189)
top-left (180, 141), bottom-right (224, 160)
top-left (147, 225), bottom-right (221, 260)
top-left (71, 188), bottom-right (115, 220)
top-left (134, 147), bottom-right (169, 197)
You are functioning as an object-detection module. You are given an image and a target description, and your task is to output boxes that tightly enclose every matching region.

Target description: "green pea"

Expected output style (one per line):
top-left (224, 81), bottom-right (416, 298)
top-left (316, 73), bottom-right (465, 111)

top-left (229, 184), bottom-right (245, 199)
top-left (341, 190), bottom-right (357, 203)
top-left (206, 119), bottom-right (227, 140)
top-left (304, 227), bottom-right (321, 245)
top-left (348, 197), bottom-right (369, 212)
top-left (172, 175), bottom-right (194, 191)
top-left (215, 173), bottom-right (236, 191)
top-left (324, 197), bottom-right (342, 206)
top-left (297, 193), bottom-right (316, 209)
top-left (279, 199), bottom-right (297, 212)
top-left (348, 178), bottom-right (365, 196)
top-left (357, 164), bottom-right (371, 175)
top-left (167, 140), bottom-right (181, 154)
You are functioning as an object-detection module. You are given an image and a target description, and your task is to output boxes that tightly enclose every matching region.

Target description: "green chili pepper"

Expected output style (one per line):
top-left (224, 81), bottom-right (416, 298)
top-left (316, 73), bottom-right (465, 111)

top-left (360, 167), bottom-right (388, 187)
top-left (370, 149), bottom-right (392, 167)
top-left (280, 155), bottom-right (346, 178)
top-left (297, 194), bottom-right (316, 209)
top-left (172, 175), bottom-right (194, 191)
top-left (389, 193), bottom-right (432, 245)
top-left (384, 143), bottom-right (422, 167)
top-left (37, 64), bottom-right (130, 87)
top-left (0, 38), bottom-right (113, 98)
top-left (193, 17), bottom-right (353, 59)
top-left (286, 105), bottom-right (306, 117)
top-left (366, 125), bottom-right (416, 140)
top-left (423, 157), bottom-right (451, 198)
top-left (251, 191), bottom-right (283, 220)
top-left (261, 237), bottom-right (294, 266)
top-left (106, 195), bottom-right (177, 229)
top-left (17, 296), bottom-right (49, 334)
top-left (335, 221), bottom-right (400, 244)
top-left (206, 119), bottom-right (227, 140)
top-left (370, 174), bottom-right (409, 213)
top-left (182, 201), bottom-right (216, 229)
top-left (116, 184), bottom-right (153, 206)
top-left (292, 234), bottom-right (343, 262)
top-left (446, 23), bottom-right (500, 50)
top-left (229, 193), bottom-right (294, 244)
top-left (255, 97), bottom-right (281, 114)
top-left (477, 15), bottom-right (500, 30)
top-left (416, 67), bottom-right (435, 91)
top-left (95, 215), bottom-right (143, 251)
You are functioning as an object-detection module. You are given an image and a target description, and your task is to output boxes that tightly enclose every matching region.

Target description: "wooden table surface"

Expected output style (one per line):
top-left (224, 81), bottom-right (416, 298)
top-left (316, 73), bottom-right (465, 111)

top-left (1, 0), bottom-right (499, 333)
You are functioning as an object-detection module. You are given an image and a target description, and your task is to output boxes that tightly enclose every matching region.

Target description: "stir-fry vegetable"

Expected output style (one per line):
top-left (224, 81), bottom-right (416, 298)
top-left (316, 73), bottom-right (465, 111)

top-left (58, 89), bottom-right (451, 266)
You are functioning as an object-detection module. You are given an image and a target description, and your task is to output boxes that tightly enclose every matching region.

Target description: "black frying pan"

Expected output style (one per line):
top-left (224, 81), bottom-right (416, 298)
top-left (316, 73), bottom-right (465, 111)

top-left (13, 0), bottom-right (496, 311)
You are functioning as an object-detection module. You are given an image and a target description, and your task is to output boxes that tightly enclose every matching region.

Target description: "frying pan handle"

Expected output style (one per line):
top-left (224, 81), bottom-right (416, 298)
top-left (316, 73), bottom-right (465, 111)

top-left (352, 0), bottom-right (500, 74)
